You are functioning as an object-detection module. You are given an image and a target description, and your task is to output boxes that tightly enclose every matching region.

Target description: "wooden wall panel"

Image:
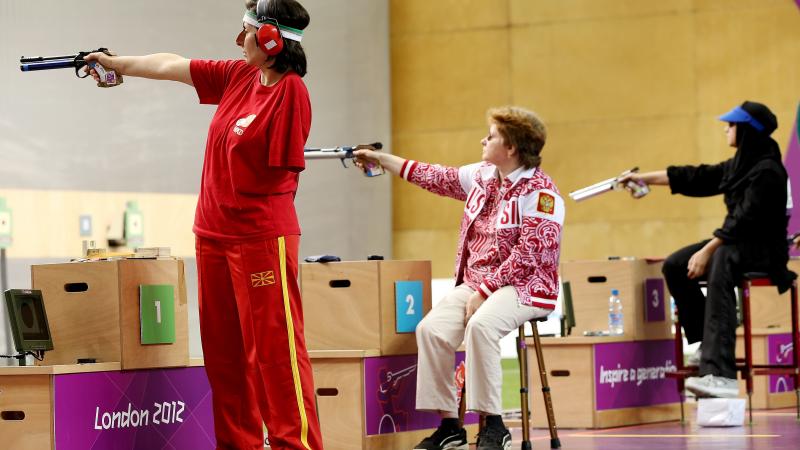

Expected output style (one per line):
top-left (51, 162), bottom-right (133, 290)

top-left (391, 0), bottom-right (800, 275)
top-left (390, 0), bottom-right (509, 34)
top-left (392, 28), bottom-right (512, 133)
top-left (511, 15), bottom-right (696, 123)
top-left (695, 4), bottom-right (800, 116)
top-left (510, 0), bottom-right (693, 24)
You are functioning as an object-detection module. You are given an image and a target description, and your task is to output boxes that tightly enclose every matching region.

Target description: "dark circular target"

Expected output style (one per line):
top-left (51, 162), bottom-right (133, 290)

top-left (21, 302), bottom-right (35, 328)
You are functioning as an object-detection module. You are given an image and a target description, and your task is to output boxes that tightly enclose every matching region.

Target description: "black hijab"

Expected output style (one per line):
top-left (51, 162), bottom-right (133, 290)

top-left (719, 101), bottom-right (782, 191)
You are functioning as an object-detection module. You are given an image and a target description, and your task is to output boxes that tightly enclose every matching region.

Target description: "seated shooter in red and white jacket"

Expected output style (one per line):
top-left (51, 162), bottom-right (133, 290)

top-left (355, 106), bottom-right (564, 450)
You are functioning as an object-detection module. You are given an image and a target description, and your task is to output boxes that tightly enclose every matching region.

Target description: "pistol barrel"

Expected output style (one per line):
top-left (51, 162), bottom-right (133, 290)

top-left (19, 54), bottom-right (79, 63)
top-left (20, 58), bottom-right (79, 72)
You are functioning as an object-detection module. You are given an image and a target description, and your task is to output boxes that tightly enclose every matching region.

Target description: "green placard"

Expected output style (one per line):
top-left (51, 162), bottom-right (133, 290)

top-left (124, 200), bottom-right (144, 248)
top-left (139, 284), bottom-right (175, 345)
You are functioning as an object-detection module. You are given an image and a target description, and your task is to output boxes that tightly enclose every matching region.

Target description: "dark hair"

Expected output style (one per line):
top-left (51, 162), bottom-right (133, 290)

top-left (740, 100), bottom-right (778, 135)
top-left (487, 106), bottom-right (547, 169)
top-left (246, 0), bottom-right (310, 77)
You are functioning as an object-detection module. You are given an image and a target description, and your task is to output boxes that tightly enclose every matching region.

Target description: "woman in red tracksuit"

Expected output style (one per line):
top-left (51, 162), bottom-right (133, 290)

top-left (85, 1), bottom-right (322, 448)
top-left (356, 106), bottom-right (564, 450)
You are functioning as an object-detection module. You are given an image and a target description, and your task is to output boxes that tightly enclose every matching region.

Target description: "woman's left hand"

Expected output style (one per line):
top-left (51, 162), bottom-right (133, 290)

top-left (464, 292), bottom-right (486, 325)
top-left (687, 248), bottom-right (711, 279)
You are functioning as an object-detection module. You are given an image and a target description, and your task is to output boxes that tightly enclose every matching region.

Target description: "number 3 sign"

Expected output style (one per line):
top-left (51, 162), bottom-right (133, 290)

top-left (395, 280), bottom-right (424, 333)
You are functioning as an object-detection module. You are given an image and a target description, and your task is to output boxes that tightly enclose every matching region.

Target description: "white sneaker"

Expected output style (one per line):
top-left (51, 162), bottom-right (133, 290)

top-left (685, 374), bottom-right (739, 398)
top-left (687, 344), bottom-right (702, 366)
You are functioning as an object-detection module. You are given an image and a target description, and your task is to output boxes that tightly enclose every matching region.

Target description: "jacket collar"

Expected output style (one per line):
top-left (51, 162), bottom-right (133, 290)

top-left (479, 163), bottom-right (537, 190)
top-left (498, 165), bottom-right (537, 189)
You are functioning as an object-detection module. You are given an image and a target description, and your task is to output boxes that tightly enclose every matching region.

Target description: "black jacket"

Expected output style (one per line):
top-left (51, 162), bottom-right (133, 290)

top-left (667, 158), bottom-right (795, 291)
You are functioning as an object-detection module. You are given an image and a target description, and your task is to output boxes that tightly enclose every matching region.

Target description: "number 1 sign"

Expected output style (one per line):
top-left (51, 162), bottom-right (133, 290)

top-left (139, 284), bottom-right (176, 345)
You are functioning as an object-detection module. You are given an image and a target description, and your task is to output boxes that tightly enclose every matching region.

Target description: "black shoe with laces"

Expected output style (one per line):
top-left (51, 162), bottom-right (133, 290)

top-left (476, 424), bottom-right (511, 450)
top-left (413, 425), bottom-right (467, 450)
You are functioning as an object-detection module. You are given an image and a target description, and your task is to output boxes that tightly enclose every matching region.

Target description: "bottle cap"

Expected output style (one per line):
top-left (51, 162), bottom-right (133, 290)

top-left (611, 289), bottom-right (619, 296)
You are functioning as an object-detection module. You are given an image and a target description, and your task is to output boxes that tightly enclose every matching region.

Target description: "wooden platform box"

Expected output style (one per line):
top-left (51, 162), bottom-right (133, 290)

top-left (561, 259), bottom-right (671, 341)
top-left (300, 260), bottom-right (431, 355)
top-left (747, 258), bottom-right (800, 329)
top-left (735, 329), bottom-right (798, 410)
top-left (525, 336), bottom-right (681, 429)
top-left (0, 363), bottom-right (213, 450)
top-left (31, 259), bottom-right (189, 370)
top-left (310, 350), bottom-right (477, 450)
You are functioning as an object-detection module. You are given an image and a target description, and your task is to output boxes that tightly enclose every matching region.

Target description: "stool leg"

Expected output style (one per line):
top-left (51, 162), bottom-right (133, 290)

top-left (531, 321), bottom-right (561, 449)
top-left (517, 325), bottom-right (532, 450)
top-left (743, 281), bottom-right (754, 425)
top-left (674, 313), bottom-right (686, 424)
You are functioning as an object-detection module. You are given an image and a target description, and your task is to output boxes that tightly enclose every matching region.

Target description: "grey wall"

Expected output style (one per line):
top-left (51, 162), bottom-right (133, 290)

top-left (0, 0), bottom-right (391, 362)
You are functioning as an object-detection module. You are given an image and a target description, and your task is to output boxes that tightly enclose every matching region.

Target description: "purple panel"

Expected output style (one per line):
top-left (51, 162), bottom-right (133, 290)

top-left (363, 352), bottom-right (477, 436)
top-left (767, 333), bottom-right (796, 393)
top-left (54, 367), bottom-right (215, 450)
top-left (644, 278), bottom-right (666, 322)
top-left (594, 340), bottom-right (680, 410)
top-left (785, 107), bottom-right (800, 256)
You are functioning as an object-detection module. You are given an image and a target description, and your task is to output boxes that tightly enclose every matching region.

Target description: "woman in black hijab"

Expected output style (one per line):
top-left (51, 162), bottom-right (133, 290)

top-left (621, 100), bottom-right (794, 398)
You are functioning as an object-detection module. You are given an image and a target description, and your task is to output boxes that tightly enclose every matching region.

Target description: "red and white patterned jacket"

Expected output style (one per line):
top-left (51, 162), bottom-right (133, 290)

top-left (400, 160), bottom-right (565, 309)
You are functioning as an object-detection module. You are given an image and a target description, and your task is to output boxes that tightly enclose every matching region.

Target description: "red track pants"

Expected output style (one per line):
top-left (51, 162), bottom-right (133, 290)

top-left (196, 235), bottom-right (323, 450)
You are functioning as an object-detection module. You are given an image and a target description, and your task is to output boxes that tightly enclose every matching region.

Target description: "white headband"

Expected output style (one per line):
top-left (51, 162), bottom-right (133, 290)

top-left (243, 11), bottom-right (303, 42)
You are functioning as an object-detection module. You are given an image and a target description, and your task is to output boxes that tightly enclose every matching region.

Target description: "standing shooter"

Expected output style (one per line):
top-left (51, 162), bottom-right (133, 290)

top-left (84, 1), bottom-right (322, 448)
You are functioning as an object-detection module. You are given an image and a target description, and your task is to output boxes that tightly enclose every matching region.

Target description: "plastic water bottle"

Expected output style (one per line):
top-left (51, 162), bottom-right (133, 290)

top-left (608, 289), bottom-right (624, 335)
top-left (670, 297), bottom-right (677, 322)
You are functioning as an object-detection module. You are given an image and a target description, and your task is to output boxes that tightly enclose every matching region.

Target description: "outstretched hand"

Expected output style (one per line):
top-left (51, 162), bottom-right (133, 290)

top-left (353, 149), bottom-right (380, 170)
top-left (616, 172), bottom-right (649, 199)
top-left (82, 50), bottom-right (118, 82)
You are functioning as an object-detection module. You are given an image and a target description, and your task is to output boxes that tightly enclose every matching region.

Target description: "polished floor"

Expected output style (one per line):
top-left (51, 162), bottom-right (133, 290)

top-left (486, 408), bottom-right (800, 450)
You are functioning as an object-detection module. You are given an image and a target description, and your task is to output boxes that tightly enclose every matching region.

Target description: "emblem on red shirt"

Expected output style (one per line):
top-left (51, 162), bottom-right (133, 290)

top-left (537, 193), bottom-right (555, 214)
top-left (251, 271), bottom-right (275, 287)
top-left (233, 114), bottom-right (257, 136)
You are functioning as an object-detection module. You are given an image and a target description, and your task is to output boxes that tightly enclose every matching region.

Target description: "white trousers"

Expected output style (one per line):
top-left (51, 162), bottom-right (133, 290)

top-left (415, 284), bottom-right (550, 415)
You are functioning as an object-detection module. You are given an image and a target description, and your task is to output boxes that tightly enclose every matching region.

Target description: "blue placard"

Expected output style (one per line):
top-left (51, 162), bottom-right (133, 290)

top-left (395, 280), bottom-right (424, 333)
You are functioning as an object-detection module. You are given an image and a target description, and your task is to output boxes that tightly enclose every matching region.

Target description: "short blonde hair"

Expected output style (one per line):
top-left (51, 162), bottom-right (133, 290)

top-left (487, 106), bottom-right (547, 169)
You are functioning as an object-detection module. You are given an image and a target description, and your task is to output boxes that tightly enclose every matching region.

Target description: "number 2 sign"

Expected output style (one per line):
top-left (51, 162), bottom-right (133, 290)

top-left (395, 280), bottom-right (424, 333)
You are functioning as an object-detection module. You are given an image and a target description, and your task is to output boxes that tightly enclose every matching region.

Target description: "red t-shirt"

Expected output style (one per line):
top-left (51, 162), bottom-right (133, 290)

top-left (190, 59), bottom-right (311, 242)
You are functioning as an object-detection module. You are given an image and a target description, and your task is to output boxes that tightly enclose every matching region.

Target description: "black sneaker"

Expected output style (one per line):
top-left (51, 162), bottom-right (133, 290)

top-left (413, 425), bottom-right (468, 450)
top-left (476, 424), bottom-right (511, 450)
